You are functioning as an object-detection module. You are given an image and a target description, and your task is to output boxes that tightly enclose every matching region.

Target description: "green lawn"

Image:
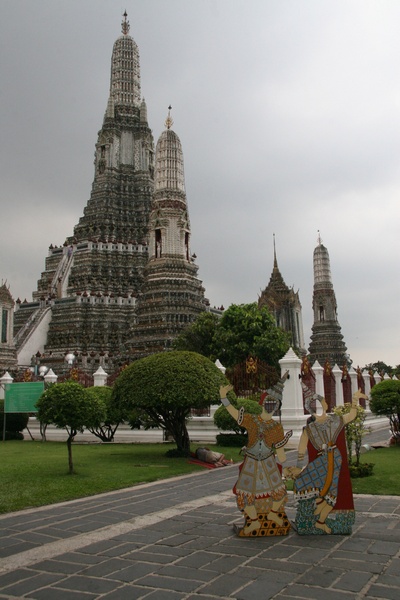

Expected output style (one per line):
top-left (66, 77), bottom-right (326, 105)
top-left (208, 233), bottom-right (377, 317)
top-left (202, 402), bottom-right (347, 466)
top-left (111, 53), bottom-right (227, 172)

top-left (350, 446), bottom-right (400, 495)
top-left (1, 442), bottom-right (398, 515)
top-left (0, 441), bottom-right (242, 514)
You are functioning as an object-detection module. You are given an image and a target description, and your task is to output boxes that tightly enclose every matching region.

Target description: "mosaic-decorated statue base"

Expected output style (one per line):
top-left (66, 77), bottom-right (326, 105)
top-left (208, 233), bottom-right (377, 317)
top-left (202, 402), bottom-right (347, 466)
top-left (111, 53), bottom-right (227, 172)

top-left (293, 498), bottom-right (355, 535)
top-left (234, 511), bottom-right (291, 537)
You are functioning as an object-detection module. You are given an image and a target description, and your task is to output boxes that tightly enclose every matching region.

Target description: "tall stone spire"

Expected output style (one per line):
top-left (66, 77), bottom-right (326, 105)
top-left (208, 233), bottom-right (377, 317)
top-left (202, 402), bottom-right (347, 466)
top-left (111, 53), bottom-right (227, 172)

top-left (308, 233), bottom-right (348, 366)
top-left (109, 11), bottom-right (141, 109)
top-left (130, 109), bottom-right (208, 358)
top-left (258, 236), bottom-right (305, 355)
top-left (15, 15), bottom-right (155, 372)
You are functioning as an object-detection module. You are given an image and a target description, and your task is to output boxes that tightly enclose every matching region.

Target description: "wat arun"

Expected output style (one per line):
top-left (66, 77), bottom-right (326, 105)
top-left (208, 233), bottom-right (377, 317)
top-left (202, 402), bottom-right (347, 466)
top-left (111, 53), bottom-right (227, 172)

top-left (13, 14), bottom-right (208, 374)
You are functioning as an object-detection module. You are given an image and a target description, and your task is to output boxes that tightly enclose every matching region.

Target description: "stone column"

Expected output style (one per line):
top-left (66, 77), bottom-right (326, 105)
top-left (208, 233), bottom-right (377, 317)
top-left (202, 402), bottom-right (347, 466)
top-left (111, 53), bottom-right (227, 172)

top-left (362, 370), bottom-right (371, 396)
top-left (94, 366), bottom-right (108, 387)
top-left (332, 364), bottom-right (344, 406)
top-left (349, 367), bottom-right (358, 395)
top-left (0, 371), bottom-right (13, 400)
top-left (279, 348), bottom-right (307, 445)
top-left (312, 361), bottom-right (324, 396)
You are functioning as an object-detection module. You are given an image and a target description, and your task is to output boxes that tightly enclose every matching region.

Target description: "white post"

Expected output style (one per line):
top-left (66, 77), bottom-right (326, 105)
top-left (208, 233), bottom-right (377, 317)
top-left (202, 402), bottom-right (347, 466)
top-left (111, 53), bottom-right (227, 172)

top-left (44, 369), bottom-right (58, 384)
top-left (0, 371), bottom-right (13, 400)
top-left (349, 367), bottom-right (358, 395)
top-left (374, 372), bottom-right (381, 386)
top-left (332, 364), bottom-right (344, 406)
top-left (93, 366), bottom-right (108, 387)
top-left (312, 361), bottom-right (324, 396)
top-left (362, 370), bottom-right (371, 396)
top-left (279, 348), bottom-right (307, 444)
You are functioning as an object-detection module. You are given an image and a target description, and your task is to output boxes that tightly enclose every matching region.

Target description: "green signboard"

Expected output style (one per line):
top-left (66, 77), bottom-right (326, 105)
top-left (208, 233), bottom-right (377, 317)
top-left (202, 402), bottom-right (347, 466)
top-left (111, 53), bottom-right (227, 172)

top-left (4, 382), bottom-right (44, 413)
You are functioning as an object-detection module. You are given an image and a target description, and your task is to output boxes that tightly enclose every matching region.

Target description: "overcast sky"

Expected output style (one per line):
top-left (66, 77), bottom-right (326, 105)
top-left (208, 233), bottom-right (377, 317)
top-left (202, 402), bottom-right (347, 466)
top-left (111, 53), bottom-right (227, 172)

top-left (1, 0), bottom-right (400, 369)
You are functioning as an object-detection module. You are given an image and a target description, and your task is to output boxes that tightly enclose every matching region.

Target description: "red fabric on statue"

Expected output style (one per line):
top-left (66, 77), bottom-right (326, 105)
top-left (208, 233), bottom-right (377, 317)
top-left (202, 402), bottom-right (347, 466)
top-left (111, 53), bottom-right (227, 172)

top-left (306, 427), bottom-right (354, 511)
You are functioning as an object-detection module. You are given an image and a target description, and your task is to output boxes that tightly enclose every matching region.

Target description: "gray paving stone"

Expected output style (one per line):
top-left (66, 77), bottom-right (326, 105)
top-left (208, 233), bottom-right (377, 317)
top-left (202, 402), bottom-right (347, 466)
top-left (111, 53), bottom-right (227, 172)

top-left (156, 564), bottom-right (217, 582)
top-left (375, 572), bottom-right (400, 588)
top-left (282, 584), bottom-right (355, 599)
top-left (0, 572), bottom-right (65, 596)
top-left (235, 572), bottom-right (293, 600)
top-left (366, 584), bottom-right (400, 599)
top-left (55, 574), bottom-right (120, 594)
top-left (327, 556), bottom-right (385, 575)
top-left (96, 541), bottom-right (145, 557)
top-left (0, 567), bottom-right (34, 588)
top-left (100, 584), bottom-right (158, 599)
top-left (290, 547), bottom-right (330, 564)
top-left (368, 540), bottom-right (400, 555)
top-left (332, 570), bottom-right (373, 592)
top-left (0, 539), bottom-right (37, 557)
top-left (30, 559), bottom-right (87, 574)
top-left (259, 544), bottom-right (302, 560)
top-left (134, 573), bottom-right (202, 593)
top-left (175, 550), bottom-right (222, 569)
top-left (144, 590), bottom-right (187, 599)
top-left (332, 549), bottom-right (388, 565)
top-left (79, 557), bottom-right (132, 576)
top-left (247, 557), bottom-right (307, 574)
top-left (29, 587), bottom-right (97, 599)
top-left (186, 595), bottom-right (231, 600)
top-left (205, 554), bottom-right (245, 573)
top-left (122, 550), bottom-right (178, 564)
top-left (56, 552), bottom-right (106, 565)
top-left (155, 533), bottom-right (199, 547)
top-left (78, 539), bottom-right (127, 555)
top-left (384, 557), bottom-right (400, 575)
top-left (296, 566), bottom-right (343, 587)
top-left (337, 537), bottom-right (372, 553)
top-left (143, 544), bottom-right (189, 557)
top-left (193, 572), bottom-right (248, 596)
top-left (105, 561), bottom-right (161, 582)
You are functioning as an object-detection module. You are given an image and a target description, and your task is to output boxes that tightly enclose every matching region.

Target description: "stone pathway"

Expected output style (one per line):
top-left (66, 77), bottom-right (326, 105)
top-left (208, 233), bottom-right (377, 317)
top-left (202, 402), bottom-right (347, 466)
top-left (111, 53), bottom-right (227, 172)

top-left (0, 465), bottom-right (399, 599)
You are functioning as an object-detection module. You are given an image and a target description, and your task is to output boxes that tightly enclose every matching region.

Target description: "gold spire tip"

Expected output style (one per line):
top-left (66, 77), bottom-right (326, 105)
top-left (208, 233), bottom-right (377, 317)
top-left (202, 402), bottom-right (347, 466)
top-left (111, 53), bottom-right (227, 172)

top-left (165, 105), bottom-right (174, 130)
top-left (122, 10), bottom-right (130, 35)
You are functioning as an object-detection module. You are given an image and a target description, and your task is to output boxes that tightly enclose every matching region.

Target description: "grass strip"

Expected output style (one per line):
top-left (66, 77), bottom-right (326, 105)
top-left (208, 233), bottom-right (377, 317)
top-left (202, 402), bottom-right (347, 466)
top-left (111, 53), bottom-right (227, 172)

top-left (0, 441), bottom-right (241, 514)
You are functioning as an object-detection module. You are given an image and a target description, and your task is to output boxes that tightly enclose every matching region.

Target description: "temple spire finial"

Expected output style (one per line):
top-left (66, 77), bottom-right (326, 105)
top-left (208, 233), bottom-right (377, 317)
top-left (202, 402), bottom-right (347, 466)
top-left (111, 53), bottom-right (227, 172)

top-left (273, 233), bottom-right (278, 268)
top-left (317, 229), bottom-right (322, 245)
top-left (122, 10), bottom-right (130, 35)
top-left (165, 105), bottom-right (174, 130)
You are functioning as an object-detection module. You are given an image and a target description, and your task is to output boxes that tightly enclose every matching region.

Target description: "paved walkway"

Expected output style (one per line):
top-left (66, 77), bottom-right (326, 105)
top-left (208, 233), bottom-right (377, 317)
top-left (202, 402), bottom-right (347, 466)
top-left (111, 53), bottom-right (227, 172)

top-left (0, 464), bottom-right (399, 600)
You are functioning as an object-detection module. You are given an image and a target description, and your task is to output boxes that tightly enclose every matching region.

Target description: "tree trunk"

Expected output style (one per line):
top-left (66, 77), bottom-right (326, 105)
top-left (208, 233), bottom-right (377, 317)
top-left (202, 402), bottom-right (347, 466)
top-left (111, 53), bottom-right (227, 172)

top-left (67, 432), bottom-right (76, 474)
top-left (170, 421), bottom-right (191, 455)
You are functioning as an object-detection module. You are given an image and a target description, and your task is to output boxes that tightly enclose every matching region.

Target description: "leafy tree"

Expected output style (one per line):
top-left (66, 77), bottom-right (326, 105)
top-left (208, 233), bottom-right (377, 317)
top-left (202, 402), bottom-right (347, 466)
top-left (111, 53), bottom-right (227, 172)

top-left (36, 382), bottom-right (106, 473)
top-left (85, 386), bottom-right (123, 442)
top-left (370, 379), bottom-right (400, 442)
top-left (112, 351), bottom-right (228, 454)
top-left (364, 361), bottom-right (393, 377)
top-left (214, 395), bottom-right (261, 435)
top-left (212, 303), bottom-right (290, 368)
top-left (333, 403), bottom-right (370, 467)
top-left (172, 311), bottom-right (219, 358)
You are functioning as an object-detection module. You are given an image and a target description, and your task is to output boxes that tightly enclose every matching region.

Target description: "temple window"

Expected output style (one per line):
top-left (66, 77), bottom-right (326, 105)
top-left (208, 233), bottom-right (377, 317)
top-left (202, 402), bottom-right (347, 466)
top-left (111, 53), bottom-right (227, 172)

top-left (155, 229), bottom-right (162, 257)
top-left (1, 308), bottom-right (8, 343)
